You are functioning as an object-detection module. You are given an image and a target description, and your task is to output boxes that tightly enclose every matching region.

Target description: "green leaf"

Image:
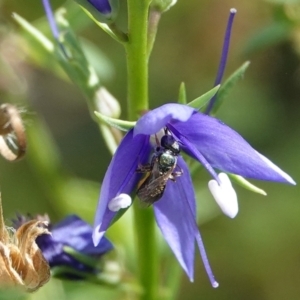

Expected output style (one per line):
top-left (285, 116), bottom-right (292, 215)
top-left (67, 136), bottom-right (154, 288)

top-left (209, 61), bottom-right (250, 115)
top-left (187, 85), bottom-right (220, 109)
top-left (94, 111), bottom-right (136, 131)
top-left (178, 82), bottom-right (187, 104)
top-left (228, 174), bottom-right (267, 196)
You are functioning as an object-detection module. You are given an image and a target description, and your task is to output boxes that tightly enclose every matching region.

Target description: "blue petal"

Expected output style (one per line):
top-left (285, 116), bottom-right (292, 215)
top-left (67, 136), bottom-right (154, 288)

top-left (134, 103), bottom-right (195, 136)
top-left (153, 157), bottom-right (196, 281)
top-left (170, 112), bottom-right (295, 184)
top-left (93, 129), bottom-right (151, 245)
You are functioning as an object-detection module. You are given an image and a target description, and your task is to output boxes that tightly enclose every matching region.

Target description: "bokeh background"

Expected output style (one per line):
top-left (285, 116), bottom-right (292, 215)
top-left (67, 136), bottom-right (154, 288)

top-left (0, 0), bottom-right (300, 299)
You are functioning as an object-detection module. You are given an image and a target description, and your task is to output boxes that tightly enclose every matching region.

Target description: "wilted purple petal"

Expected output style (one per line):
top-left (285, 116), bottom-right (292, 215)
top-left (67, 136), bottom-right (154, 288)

top-left (154, 161), bottom-right (195, 281)
top-left (93, 129), bottom-right (151, 245)
top-left (51, 215), bottom-right (112, 255)
top-left (88, 0), bottom-right (112, 14)
top-left (171, 112), bottom-right (294, 183)
top-left (36, 215), bottom-right (113, 277)
top-left (134, 103), bottom-right (195, 136)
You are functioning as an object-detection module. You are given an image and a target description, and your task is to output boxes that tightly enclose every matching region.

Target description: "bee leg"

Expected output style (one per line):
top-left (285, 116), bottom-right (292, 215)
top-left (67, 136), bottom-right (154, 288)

top-left (169, 169), bottom-right (183, 181)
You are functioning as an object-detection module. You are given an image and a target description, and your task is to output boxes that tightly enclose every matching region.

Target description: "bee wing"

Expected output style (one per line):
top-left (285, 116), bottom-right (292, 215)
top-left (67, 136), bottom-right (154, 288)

top-left (137, 165), bottom-right (175, 206)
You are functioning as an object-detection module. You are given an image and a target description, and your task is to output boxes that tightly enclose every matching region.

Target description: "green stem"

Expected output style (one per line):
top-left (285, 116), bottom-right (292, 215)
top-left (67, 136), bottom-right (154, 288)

top-left (126, 0), bottom-right (150, 119)
top-left (133, 203), bottom-right (158, 300)
top-left (126, 1), bottom-right (158, 299)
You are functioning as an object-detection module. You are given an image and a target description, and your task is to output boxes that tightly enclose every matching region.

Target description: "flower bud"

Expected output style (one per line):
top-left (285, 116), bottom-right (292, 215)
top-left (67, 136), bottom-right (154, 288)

top-left (95, 87), bottom-right (121, 118)
top-left (74, 0), bottom-right (119, 24)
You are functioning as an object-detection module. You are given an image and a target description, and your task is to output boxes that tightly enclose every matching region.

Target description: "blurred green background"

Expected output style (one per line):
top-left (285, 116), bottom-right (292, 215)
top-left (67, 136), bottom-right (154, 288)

top-left (0, 0), bottom-right (300, 299)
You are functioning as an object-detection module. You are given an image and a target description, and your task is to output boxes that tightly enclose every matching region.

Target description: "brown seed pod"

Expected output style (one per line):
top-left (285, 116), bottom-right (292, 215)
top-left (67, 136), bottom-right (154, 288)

top-left (0, 104), bottom-right (26, 161)
top-left (0, 194), bottom-right (51, 292)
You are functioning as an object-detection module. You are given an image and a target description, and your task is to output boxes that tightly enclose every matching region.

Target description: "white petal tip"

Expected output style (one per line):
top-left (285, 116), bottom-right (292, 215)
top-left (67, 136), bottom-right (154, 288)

top-left (227, 210), bottom-right (238, 219)
top-left (230, 8), bottom-right (237, 14)
top-left (208, 173), bottom-right (238, 219)
top-left (256, 152), bottom-right (296, 185)
top-left (212, 281), bottom-right (219, 288)
top-left (92, 225), bottom-right (103, 246)
top-left (108, 193), bottom-right (132, 212)
top-left (289, 178), bottom-right (296, 185)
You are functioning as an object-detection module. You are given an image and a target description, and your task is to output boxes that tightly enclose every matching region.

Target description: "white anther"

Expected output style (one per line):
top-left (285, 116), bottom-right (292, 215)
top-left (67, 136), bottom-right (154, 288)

top-left (208, 173), bottom-right (238, 218)
top-left (108, 194), bottom-right (132, 212)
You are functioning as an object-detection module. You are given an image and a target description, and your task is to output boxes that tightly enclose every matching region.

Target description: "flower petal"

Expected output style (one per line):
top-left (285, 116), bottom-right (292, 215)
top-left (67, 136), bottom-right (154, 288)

top-left (171, 112), bottom-right (295, 184)
top-left (93, 129), bottom-right (151, 245)
top-left (153, 158), bottom-right (196, 281)
top-left (154, 157), bottom-right (218, 286)
top-left (134, 103), bottom-right (195, 136)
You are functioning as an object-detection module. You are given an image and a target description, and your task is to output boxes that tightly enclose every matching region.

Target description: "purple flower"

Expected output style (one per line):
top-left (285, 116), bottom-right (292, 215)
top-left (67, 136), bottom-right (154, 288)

top-left (93, 103), bottom-right (295, 286)
top-left (33, 215), bottom-right (113, 279)
top-left (87, 0), bottom-right (112, 14)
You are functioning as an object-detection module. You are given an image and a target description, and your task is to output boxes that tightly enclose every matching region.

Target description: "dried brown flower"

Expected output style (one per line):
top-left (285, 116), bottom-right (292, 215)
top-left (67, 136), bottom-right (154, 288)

top-left (0, 194), bottom-right (50, 292)
top-left (0, 103), bottom-right (26, 161)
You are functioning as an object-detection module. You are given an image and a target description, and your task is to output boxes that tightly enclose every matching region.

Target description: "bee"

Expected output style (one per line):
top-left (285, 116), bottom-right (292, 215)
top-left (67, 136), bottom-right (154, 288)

top-left (136, 130), bottom-right (183, 206)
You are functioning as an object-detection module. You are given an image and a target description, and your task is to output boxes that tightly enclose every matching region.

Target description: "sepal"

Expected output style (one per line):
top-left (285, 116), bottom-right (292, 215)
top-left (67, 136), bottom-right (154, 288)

top-left (228, 173), bottom-right (267, 196)
top-left (94, 111), bottom-right (136, 131)
top-left (208, 61), bottom-right (250, 115)
top-left (178, 82), bottom-right (187, 105)
top-left (187, 85), bottom-right (220, 110)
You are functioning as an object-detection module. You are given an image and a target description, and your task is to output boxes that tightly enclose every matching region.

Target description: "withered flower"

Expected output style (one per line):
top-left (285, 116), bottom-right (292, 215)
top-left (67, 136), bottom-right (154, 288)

top-left (13, 214), bottom-right (114, 281)
top-left (0, 103), bottom-right (26, 161)
top-left (0, 194), bottom-right (50, 292)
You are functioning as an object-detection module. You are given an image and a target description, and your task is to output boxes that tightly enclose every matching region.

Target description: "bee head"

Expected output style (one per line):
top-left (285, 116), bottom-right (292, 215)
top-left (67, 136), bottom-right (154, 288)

top-left (161, 134), bottom-right (180, 154)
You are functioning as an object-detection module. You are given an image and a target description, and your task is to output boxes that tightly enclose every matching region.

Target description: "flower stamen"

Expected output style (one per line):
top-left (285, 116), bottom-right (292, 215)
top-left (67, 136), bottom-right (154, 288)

top-left (205, 8), bottom-right (237, 114)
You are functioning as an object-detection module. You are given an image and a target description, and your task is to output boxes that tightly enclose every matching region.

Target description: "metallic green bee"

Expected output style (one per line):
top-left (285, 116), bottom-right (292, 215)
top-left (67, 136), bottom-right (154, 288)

top-left (136, 131), bottom-right (183, 206)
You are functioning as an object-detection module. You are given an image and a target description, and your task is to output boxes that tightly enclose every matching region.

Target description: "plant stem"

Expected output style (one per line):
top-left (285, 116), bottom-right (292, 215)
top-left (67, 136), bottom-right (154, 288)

top-left (126, 0), bottom-right (150, 120)
top-left (126, 1), bottom-right (158, 299)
